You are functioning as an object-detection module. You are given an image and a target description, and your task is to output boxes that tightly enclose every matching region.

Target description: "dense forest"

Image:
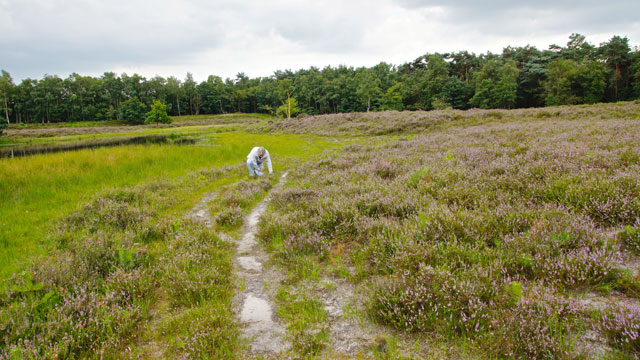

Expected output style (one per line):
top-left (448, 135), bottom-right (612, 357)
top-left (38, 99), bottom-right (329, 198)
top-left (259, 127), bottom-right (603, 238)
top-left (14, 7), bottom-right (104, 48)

top-left (1, 34), bottom-right (639, 124)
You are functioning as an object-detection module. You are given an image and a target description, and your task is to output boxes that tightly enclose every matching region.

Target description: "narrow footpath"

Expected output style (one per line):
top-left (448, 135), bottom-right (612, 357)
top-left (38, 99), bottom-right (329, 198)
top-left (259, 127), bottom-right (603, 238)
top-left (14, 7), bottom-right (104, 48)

top-left (235, 172), bottom-right (289, 357)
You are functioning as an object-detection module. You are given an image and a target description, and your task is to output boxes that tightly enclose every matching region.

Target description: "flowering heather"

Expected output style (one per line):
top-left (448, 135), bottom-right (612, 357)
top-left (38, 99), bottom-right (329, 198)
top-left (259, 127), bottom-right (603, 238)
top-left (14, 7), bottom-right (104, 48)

top-left (369, 266), bottom-right (496, 337)
top-left (161, 219), bottom-right (234, 308)
top-left (620, 223), bottom-right (640, 253)
top-left (213, 178), bottom-right (273, 228)
top-left (599, 302), bottom-right (640, 353)
top-left (1, 165), bottom-right (243, 358)
top-left (172, 306), bottom-right (241, 360)
top-left (489, 289), bottom-right (584, 359)
top-left (259, 103), bottom-right (640, 357)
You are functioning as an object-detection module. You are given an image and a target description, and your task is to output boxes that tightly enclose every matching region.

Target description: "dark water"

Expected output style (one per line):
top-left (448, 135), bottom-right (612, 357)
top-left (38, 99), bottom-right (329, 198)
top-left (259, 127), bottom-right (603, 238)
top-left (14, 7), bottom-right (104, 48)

top-left (0, 135), bottom-right (197, 158)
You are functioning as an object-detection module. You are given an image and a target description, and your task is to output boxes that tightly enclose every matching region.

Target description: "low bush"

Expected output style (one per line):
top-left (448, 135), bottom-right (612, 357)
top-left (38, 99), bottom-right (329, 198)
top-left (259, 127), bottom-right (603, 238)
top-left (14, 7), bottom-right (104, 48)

top-left (599, 303), bottom-right (640, 353)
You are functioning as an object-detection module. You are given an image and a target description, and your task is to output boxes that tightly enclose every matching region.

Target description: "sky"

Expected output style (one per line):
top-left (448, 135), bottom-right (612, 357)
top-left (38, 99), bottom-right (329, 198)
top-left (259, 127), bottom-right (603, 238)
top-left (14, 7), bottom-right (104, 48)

top-left (1, 0), bottom-right (639, 82)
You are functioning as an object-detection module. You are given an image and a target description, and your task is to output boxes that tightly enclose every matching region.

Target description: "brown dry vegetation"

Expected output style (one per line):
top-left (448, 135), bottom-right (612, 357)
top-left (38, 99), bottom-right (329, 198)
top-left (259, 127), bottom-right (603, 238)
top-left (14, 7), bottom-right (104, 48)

top-left (265, 101), bottom-right (640, 137)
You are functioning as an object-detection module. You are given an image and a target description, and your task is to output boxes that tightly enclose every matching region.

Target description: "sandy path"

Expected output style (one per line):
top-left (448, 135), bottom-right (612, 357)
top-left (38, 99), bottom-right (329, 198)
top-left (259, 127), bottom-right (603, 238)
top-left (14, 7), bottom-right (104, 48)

top-left (235, 173), bottom-right (289, 357)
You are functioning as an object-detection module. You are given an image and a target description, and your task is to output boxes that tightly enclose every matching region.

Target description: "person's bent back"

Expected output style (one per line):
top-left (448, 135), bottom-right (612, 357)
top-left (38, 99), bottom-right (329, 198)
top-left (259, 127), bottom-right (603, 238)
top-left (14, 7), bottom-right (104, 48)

top-left (246, 146), bottom-right (272, 177)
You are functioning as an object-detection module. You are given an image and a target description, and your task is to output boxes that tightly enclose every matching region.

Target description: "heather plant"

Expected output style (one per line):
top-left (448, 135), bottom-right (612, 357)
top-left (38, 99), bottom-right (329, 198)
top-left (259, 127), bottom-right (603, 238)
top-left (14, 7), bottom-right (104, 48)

top-left (170, 305), bottom-right (241, 359)
top-left (599, 303), bottom-right (640, 353)
top-left (216, 205), bottom-right (244, 227)
top-left (258, 108), bottom-right (640, 358)
top-left (488, 289), bottom-right (584, 359)
top-left (368, 265), bottom-right (497, 338)
top-left (212, 178), bottom-right (273, 228)
top-left (620, 224), bottom-right (640, 253)
top-left (0, 166), bottom-right (244, 358)
top-left (160, 219), bottom-right (234, 308)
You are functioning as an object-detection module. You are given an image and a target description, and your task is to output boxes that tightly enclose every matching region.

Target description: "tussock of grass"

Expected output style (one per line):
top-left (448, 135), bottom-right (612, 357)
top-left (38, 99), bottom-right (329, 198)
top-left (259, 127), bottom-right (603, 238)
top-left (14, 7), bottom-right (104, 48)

top-left (276, 286), bottom-right (329, 358)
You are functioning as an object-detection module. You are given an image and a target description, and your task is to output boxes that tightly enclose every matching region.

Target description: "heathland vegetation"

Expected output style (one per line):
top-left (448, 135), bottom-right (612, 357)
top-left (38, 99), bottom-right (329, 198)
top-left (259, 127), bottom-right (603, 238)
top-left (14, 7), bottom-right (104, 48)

top-left (1, 34), bottom-right (639, 126)
top-left (1, 99), bottom-right (640, 357)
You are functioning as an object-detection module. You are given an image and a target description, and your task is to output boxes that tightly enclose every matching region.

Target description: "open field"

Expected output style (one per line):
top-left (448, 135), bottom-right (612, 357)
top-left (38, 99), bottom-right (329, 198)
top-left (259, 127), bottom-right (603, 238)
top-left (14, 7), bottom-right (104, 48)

top-left (0, 113), bottom-right (271, 148)
top-left (0, 128), bottom-right (332, 280)
top-left (1, 103), bottom-right (640, 359)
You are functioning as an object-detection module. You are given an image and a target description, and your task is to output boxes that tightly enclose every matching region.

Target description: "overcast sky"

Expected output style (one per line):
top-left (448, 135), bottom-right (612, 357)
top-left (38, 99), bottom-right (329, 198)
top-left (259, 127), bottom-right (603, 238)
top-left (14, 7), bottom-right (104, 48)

top-left (1, 0), bottom-right (639, 82)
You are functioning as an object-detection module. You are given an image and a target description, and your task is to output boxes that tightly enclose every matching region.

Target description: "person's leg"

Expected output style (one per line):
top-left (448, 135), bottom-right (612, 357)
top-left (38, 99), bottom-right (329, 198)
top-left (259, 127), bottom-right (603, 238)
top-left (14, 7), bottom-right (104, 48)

top-left (247, 159), bottom-right (255, 176)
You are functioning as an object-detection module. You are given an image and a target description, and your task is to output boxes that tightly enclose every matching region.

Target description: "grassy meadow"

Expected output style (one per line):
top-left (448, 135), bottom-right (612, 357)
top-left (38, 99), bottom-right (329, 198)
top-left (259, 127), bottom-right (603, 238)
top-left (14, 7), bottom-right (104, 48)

top-left (0, 128), bottom-right (331, 280)
top-left (1, 103), bottom-right (640, 359)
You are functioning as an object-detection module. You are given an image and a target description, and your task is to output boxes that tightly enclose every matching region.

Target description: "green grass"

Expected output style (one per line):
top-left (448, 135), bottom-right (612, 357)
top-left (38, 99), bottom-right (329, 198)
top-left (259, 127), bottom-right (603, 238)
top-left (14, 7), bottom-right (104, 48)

top-left (0, 131), bottom-right (333, 281)
top-left (5, 113), bottom-right (272, 129)
top-left (8, 119), bottom-right (126, 129)
top-left (1, 123), bottom-right (245, 147)
top-left (276, 286), bottom-right (329, 358)
top-left (172, 112), bottom-right (274, 122)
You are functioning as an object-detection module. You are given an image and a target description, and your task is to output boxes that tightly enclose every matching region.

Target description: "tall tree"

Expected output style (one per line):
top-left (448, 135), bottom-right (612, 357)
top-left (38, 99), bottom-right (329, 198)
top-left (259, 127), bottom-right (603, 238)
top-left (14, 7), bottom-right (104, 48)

top-left (631, 51), bottom-right (640, 99)
top-left (102, 72), bottom-right (124, 120)
top-left (166, 76), bottom-right (183, 116)
top-left (599, 35), bottom-right (632, 100)
top-left (543, 59), bottom-right (578, 106)
top-left (278, 78), bottom-right (295, 119)
top-left (355, 68), bottom-right (382, 112)
top-left (471, 59), bottom-right (519, 109)
top-left (574, 61), bottom-right (606, 104)
top-left (119, 96), bottom-right (147, 124)
top-left (0, 70), bottom-right (14, 124)
top-left (183, 73), bottom-right (201, 115)
top-left (424, 54), bottom-right (450, 109)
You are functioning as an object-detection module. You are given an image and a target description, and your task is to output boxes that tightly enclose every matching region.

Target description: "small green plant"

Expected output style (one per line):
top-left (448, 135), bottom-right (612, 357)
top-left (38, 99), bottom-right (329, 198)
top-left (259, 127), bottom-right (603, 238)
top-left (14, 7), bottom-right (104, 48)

top-left (620, 225), bottom-right (640, 253)
top-left (276, 286), bottom-right (329, 358)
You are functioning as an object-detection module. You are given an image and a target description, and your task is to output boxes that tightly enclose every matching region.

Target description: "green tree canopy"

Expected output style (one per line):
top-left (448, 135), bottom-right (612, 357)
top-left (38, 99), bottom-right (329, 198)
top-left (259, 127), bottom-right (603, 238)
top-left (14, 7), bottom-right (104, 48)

top-left (277, 97), bottom-right (300, 119)
top-left (0, 70), bottom-right (14, 124)
top-left (145, 100), bottom-right (172, 124)
top-left (470, 59), bottom-right (519, 109)
top-left (119, 96), bottom-right (147, 124)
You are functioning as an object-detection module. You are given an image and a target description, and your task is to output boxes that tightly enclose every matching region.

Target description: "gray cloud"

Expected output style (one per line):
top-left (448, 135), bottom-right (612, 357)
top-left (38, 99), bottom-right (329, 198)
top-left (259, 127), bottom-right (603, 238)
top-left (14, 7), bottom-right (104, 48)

top-left (394, 0), bottom-right (639, 40)
top-left (0, 0), bottom-right (638, 81)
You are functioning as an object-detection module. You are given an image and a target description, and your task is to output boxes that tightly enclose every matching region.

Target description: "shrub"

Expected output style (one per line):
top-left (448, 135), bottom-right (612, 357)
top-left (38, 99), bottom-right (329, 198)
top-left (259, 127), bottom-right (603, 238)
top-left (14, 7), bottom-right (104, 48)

top-left (620, 225), bottom-right (640, 253)
top-left (599, 303), bottom-right (640, 353)
top-left (161, 222), bottom-right (233, 308)
top-left (215, 205), bottom-right (243, 227)
top-left (489, 290), bottom-right (584, 359)
top-left (369, 266), bottom-right (496, 338)
top-left (172, 306), bottom-right (241, 359)
top-left (145, 100), bottom-right (172, 124)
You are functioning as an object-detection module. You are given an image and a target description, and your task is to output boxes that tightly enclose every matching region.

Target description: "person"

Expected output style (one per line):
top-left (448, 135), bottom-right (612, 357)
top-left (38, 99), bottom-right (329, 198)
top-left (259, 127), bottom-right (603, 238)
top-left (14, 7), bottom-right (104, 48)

top-left (246, 146), bottom-right (272, 177)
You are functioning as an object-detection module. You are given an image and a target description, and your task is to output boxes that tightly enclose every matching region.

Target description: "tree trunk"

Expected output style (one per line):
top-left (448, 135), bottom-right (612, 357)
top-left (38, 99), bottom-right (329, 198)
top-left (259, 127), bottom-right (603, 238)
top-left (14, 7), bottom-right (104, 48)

top-left (176, 97), bottom-right (181, 116)
top-left (367, 96), bottom-right (371, 112)
top-left (615, 63), bottom-right (620, 100)
top-left (287, 96), bottom-right (291, 120)
top-left (3, 94), bottom-right (8, 124)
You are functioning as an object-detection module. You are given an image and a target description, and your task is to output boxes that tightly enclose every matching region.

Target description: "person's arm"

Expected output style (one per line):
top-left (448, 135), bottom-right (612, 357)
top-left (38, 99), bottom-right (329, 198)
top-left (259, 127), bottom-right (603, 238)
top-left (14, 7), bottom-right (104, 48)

top-left (265, 154), bottom-right (273, 174)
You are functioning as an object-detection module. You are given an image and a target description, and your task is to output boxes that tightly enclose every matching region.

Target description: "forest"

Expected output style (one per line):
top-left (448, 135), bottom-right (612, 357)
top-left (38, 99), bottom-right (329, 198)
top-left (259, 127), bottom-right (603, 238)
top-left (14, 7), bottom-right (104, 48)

top-left (0, 33), bottom-right (639, 125)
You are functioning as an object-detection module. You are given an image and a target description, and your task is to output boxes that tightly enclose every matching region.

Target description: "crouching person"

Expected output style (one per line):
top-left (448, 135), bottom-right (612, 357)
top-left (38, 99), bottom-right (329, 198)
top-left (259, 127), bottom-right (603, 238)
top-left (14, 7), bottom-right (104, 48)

top-left (247, 146), bottom-right (272, 177)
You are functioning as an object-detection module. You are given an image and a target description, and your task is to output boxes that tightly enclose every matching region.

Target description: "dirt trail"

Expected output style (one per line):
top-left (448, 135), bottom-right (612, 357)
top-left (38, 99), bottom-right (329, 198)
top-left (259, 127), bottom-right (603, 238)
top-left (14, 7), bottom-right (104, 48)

top-left (235, 172), bottom-right (289, 357)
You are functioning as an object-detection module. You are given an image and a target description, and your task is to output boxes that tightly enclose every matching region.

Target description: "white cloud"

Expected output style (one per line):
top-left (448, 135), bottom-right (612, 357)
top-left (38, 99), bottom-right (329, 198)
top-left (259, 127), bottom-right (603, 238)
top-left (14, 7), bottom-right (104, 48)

top-left (1, 0), bottom-right (638, 82)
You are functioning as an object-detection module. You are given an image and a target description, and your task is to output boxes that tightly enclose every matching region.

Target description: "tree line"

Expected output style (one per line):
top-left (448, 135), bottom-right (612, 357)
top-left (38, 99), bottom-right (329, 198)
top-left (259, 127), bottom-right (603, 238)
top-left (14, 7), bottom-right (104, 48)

top-left (1, 34), bottom-right (639, 125)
